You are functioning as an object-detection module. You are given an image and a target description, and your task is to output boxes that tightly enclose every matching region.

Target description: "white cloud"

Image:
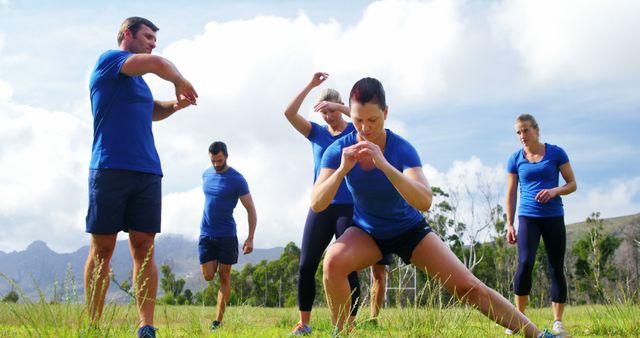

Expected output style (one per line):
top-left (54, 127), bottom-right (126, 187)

top-left (1, 0), bottom-right (639, 252)
top-left (565, 177), bottom-right (640, 224)
top-left (0, 89), bottom-right (91, 252)
top-left (0, 79), bottom-right (12, 101)
top-left (490, 0), bottom-right (640, 84)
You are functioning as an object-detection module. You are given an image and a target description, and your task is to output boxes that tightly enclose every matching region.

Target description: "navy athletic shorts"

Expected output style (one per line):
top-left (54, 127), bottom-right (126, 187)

top-left (86, 169), bottom-right (162, 234)
top-left (198, 235), bottom-right (239, 265)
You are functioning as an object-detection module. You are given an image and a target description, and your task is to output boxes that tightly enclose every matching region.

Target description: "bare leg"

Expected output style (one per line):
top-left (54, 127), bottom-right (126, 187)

top-left (201, 260), bottom-right (219, 282)
top-left (552, 302), bottom-right (564, 321)
top-left (129, 230), bottom-right (157, 328)
top-left (516, 295), bottom-right (529, 313)
top-left (371, 264), bottom-right (386, 319)
top-left (216, 264), bottom-right (232, 322)
top-left (411, 233), bottom-right (544, 338)
top-left (323, 228), bottom-right (381, 332)
top-left (84, 234), bottom-right (117, 324)
top-left (299, 311), bottom-right (311, 325)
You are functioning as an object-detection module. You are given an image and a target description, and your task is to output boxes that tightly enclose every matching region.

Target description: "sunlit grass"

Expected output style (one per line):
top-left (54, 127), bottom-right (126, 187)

top-left (0, 302), bottom-right (638, 337)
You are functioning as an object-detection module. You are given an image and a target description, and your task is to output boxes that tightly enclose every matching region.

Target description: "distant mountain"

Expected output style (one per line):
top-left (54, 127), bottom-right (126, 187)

top-left (0, 235), bottom-right (283, 302)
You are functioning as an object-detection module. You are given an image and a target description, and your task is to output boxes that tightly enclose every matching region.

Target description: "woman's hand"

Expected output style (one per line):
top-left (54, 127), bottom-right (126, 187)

top-left (507, 226), bottom-right (517, 244)
top-left (309, 72), bottom-right (329, 88)
top-left (355, 141), bottom-right (389, 171)
top-left (535, 188), bottom-right (558, 203)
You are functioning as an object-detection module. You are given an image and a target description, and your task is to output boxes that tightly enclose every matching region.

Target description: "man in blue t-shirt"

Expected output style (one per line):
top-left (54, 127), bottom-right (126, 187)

top-left (83, 16), bottom-right (198, 338)
top-left (199, 141), bottom-right (257, 331)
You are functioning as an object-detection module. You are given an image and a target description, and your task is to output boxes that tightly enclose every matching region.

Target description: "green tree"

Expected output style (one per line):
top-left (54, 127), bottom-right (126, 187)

top-left (160, 264), bottom-right (187, 305)
top-left (572, 212), bottom-right (622, 303)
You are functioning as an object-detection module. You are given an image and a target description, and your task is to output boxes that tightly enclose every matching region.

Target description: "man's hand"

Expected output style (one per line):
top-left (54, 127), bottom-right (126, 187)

top-left (243, 238), bottom-right (254, 255)
top-left (174, 79), bottom-right (198, 105)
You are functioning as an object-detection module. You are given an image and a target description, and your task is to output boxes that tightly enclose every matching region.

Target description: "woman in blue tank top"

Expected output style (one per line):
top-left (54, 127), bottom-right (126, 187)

top-left (312, 77), bottom-right (559, 338)
top-left (506, 114), bottom-right (577, 336)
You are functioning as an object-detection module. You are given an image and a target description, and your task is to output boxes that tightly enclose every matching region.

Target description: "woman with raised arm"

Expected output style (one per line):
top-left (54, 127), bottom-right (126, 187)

top-left (313, 77), bottom-right (561, 338)
top-left (284, 72), bottom-right (360, 335)
top-left (505, 114), bottom-right (577, 336)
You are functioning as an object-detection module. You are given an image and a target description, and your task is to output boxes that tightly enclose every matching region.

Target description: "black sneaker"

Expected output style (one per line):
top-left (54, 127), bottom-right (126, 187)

top-left (211, 320), bottom-right (222, 331)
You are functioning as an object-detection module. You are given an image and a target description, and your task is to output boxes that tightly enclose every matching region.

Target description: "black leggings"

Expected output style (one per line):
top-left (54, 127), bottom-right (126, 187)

top-left (513, 216), bottom-right (567, 303)
top-left (298, 204), bottom-right (360, 315)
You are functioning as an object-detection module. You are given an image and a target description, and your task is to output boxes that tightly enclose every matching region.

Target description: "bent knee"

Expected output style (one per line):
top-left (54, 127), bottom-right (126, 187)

top-left (203, 272), bottom-right (215, 281)
top-left (323, 254), bottom-right (350, 281)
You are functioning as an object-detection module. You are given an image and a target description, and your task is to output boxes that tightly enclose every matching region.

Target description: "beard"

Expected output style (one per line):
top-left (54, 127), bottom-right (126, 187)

top-left (214, 160), bottom-right (227, 173)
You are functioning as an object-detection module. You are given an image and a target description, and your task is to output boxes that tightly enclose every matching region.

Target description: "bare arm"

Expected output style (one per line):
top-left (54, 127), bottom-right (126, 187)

top-left (357, 141), bottom-right (432, 211)
top-left (314, 101), bottom-right (351, 117)
top-left (506, 173), bottom-right (518, 244)
top-left (152, 99), bottom-right (193, 121)
top-left (121, 53), bottom-right (198, 107)
top-left (284, 72), bottom-right (329, 137)
top-left (239, 193), bottom-right (257, 254)
top-left (535, 162), bottom-right (577, 203)
top-left (382, 166), bottom-right (432, 212)
top-left (310, 144), bottom-right (359, 212)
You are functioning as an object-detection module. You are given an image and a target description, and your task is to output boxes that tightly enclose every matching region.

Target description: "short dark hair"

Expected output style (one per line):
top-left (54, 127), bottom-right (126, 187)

top-left (208, 141), bottom-right (228, 156)
top-left (117, 17), bottom-right (159, 45)
top-left (349, 77), bottom-right (387, 110)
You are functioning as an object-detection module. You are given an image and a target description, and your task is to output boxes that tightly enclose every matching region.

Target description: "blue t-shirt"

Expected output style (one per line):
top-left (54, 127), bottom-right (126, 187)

top-left (200, 167), bottom-right (250, 238)
top-left (89, 50), bottom-right (162, 175)
top-left (507, 143), bottom-right (570, 217)
top-left (321, 129), bottom-right (425, 239)
top-left (307, 121), bottom-right (355, 204)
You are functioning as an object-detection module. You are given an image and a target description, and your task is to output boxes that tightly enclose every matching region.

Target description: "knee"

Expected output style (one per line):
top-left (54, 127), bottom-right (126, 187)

top-left (88, 242), bottom-right (115, 262)
top-left (323, 253), bottom-right (348, 282)
top-left (203, 271), bottom-right (215, 282)
top-left (130, 240), bottom-right (155, 263)
top-left (517, 258), bottom-right (535, 272)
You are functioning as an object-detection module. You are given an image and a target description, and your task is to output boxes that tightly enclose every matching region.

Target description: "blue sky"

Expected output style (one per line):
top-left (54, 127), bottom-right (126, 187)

top-left (1, 0), bottom-right (639, 253)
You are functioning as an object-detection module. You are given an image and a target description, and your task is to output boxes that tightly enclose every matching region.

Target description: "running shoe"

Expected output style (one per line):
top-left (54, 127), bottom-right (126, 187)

top-left (552, 320), bottom-right (568, 335)
top-left (137, 325), bottom-right (157, 338)
top-left (291, 322), bottom-right (312, 335)
top-left (505, 328), bottom-right (514, 335)
top-left (210, 320), bottom-right (222, 331)
top-left (537, 328), bottom-right (561, 338)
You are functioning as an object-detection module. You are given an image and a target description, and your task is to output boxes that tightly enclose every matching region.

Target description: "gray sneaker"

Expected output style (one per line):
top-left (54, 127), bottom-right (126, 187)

top-left (291, 322), bottom-right (312, 335)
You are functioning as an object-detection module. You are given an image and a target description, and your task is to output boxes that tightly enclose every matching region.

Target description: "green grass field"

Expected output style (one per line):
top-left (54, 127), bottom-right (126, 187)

top-left (1, 302), bottom-right (638, 337)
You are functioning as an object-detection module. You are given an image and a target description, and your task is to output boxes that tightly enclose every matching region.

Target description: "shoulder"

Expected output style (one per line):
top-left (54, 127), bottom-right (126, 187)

top-left (546, 143), bottom-right (569, 163)
top-left (228, 167), bottom-right (247, 180)
top-left (388, 129), bottom-right (416, 151)
top-left (97, 50), bottom-right (131, 64)
top-left (508, 148), bottom-right (523, 161)
top-left (546, 143), bottom-right (565, 153)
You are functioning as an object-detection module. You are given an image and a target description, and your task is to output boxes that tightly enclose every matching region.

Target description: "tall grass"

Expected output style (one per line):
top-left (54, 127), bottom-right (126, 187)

top-left (1, 261), bottom-right (638, 337)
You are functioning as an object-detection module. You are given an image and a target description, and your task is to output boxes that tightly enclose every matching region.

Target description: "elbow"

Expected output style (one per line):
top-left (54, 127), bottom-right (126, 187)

top-left (310, 195), bottom-right (328, 213)
top-left (310, 201), bottom-right (327, 213)
top-left (417, 200), bottom-right (432, 212)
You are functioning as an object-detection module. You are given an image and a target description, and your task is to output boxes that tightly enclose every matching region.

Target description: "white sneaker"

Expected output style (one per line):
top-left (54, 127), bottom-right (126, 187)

top-left (505, 328), bottom-right (514, 335)
top-left (552, 320), bottom-right (571, 337)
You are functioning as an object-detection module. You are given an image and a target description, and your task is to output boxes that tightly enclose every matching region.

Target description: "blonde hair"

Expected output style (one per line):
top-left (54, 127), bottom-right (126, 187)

top-left (316, 88), bottom-right (343, 105)
top-left (516, 113), bottom-right (539, 129)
